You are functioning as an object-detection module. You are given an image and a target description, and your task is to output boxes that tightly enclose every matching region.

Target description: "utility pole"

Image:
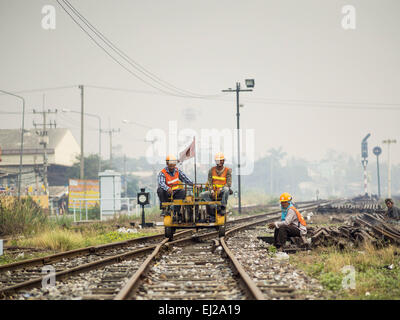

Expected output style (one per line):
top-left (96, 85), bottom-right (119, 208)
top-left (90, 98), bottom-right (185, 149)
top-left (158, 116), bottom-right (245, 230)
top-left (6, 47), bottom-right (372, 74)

top-left (383, 139), bottom-right (397, 198)
top-left (123, 154), bottom-right (128, 196)
top-left (222, 79), bottom-right (255, 214)
top-left (102, 127), bottom-right (120, 169)
top-left (79, 85), bottom-right (84, 180)
top-left (33, 107), bottom-right (57, 195)
top-left (62, 109), bottom-right (102, 174)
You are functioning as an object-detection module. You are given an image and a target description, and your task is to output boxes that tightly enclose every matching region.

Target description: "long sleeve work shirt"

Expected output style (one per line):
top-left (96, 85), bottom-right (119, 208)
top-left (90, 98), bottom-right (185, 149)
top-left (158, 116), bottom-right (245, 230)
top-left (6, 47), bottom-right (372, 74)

top-left (157, 167), bottom-right (193, 192)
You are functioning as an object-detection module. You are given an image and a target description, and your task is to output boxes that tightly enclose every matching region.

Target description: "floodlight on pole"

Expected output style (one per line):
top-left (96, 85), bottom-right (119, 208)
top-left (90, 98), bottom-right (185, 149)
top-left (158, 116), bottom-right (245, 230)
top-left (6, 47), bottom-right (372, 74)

top-left (222, 79), bottom-right (255, 214)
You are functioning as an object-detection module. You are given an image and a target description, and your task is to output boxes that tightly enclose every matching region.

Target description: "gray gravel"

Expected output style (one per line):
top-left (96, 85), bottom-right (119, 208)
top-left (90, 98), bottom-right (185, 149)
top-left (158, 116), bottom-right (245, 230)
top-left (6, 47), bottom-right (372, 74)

top-left (226, 226), bottom-right (326, 300)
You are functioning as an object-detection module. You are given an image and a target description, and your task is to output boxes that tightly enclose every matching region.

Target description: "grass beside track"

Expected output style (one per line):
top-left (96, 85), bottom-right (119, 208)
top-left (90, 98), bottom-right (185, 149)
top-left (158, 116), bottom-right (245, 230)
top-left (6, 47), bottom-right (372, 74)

top-left (291, 243), bottom-right (400, 300)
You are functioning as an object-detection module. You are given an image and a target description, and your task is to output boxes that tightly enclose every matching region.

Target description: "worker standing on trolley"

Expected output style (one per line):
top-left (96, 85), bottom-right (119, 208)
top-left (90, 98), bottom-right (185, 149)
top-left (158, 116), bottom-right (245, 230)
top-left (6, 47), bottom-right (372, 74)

top-left (200, 152), bottom-right (233, 218)
top-left (157, 154), bottom-right (193, 216)
top-left (268, 192), bottom-right (307, 249)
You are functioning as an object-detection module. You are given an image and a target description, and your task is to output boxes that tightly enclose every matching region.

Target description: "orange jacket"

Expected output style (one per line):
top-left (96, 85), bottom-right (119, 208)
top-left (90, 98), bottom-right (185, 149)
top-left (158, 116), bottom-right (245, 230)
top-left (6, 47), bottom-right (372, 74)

top-left (161, 168), bottom-right (181, 191)
top-left (211, 166), bottom-right (228, 189)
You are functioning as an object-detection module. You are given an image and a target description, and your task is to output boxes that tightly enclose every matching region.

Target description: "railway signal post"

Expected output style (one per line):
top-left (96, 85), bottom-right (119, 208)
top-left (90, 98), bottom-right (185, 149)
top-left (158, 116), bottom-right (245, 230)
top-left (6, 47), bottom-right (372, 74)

top-left (137, 188), bottom-right (150, 228)
top-left (361, 134), bottom-right (371, 197)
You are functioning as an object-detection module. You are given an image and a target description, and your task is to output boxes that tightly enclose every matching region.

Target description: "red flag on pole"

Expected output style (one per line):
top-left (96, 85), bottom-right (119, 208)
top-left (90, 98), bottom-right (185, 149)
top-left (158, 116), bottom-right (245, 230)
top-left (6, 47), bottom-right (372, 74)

top-left (178, 137), bottom-right (196, 163)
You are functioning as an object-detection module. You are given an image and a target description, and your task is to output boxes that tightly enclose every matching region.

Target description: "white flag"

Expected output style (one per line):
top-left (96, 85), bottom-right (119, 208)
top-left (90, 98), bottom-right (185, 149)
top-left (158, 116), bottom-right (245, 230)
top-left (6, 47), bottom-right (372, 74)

top-left (178, 137), bottom-right (195, 163)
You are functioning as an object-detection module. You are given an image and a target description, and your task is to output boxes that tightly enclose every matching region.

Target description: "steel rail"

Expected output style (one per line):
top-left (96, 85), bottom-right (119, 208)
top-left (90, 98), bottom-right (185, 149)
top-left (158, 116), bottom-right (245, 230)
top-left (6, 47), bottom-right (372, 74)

top-left (0, 201), bottom-right (326, 273)
top-left (113, 201), bottom-right (328, 300)
top-left (0, 230), bottom-right (192, 273)
top-left (0, 244), bottom-right (156, 296)
top-left (0, 231), bottom-right (193, 297)
top-left (114, 238), bottom-right (169, 300)
top-left (219, 237), bottom-right (264, 299)
top-left (0, 201), bottom-right (329, 299)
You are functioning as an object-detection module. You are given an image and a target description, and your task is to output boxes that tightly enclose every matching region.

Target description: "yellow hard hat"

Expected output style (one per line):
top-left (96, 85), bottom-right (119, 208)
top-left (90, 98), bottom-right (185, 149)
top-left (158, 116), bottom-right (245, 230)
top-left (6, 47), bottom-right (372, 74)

top-left (166, 154), bottom-right (177, 162)
top-left (215, 152), bottom-right (225, 161)
top-left (279, 192), bottom-right (292, 202)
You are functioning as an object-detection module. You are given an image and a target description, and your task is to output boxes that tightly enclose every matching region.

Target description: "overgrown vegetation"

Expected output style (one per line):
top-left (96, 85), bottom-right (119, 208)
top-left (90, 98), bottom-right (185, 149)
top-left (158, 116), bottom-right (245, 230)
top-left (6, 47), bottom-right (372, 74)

top-left (0, 197), bottom-right (160, 262)
top-left (291, 243), bottom-right (400, 299)
top-left (16, 228), bottom-right (158, 252)
top-left (0, 197), bottom-right (48, 236)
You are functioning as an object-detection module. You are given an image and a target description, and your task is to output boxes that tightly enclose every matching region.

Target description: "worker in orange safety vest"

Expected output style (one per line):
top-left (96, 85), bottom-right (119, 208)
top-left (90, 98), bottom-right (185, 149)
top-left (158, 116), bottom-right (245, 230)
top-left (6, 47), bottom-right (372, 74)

top-left (199, 152), bottom-right (233, 220)
top-left (268, 192), bottom-right (307, 249)
top-left (157, 154), bottom-right (193, 216)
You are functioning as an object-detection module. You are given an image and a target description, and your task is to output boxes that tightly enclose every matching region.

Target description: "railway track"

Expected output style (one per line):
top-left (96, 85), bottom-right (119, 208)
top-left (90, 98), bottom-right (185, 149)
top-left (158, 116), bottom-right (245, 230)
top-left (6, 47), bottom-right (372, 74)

top-left (1, 200), bottom-right (330, 300)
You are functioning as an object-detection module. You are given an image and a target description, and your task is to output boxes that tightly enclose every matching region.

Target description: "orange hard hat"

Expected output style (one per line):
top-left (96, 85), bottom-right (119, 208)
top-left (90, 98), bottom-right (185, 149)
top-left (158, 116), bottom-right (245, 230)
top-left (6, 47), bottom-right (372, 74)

top-left (215, 152), bottom-right (225, 161)
top-left (166, 154), bottom-right (177, 162)
top-left (279, 192), bottom-right (292, 202)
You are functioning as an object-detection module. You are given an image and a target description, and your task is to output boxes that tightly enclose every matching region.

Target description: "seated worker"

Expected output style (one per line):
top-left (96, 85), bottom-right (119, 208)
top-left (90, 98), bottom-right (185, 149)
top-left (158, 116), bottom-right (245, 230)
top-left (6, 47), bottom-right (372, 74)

top-left (157, 154), bottom-right (193, 216)
top-left (200, 152), bottom-right (233, 219)
top-left (268, 192), bottom-right (307, 249)
top-left (384, 198), bottom-right (400, 222)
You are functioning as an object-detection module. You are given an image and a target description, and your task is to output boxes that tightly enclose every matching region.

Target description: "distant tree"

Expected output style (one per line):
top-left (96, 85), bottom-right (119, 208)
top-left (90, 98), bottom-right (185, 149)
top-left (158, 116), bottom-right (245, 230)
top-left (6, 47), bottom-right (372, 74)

top-left (66, 155), bottom-right (111, 180)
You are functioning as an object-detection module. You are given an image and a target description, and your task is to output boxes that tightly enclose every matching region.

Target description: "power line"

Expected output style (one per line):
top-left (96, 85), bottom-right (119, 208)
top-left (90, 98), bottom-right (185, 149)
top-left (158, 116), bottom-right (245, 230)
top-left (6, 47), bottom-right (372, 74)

top-left (84, 85), bottom-right (400, 110)
top-left (60, 0), bottom-right (223, 99)
top-left (56, 0), bottom-right (221, 99)
top-left (0, 85), bottom-right (78, 95)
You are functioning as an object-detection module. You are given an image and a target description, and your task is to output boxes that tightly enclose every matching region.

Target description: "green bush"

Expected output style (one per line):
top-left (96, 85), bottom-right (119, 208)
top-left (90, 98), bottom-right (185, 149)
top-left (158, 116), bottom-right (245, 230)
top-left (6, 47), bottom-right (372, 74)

top-left (320, 272), bottom-right (343, 291)
top-left (0, 197), bottom-right (48, 236)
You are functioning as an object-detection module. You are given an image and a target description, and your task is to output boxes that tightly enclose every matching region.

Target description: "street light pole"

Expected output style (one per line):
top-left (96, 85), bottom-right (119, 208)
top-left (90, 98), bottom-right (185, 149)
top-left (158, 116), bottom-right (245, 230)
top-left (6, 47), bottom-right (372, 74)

top-left (373, 146), bottom-right (382, 199)
top-left (0, 89), bottom-right (25, 198)
top-left (79, 85), bottom-right (84, 180)
top-left (383, 139), bottom-right (397, 198)
top-left (222, 79), bottom-right (254, 214)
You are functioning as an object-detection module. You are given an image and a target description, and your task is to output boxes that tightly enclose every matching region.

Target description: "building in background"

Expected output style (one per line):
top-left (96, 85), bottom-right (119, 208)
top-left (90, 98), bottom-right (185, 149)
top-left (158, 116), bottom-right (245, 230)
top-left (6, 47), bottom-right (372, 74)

top-left (0, 128), bottom-right (80, 193)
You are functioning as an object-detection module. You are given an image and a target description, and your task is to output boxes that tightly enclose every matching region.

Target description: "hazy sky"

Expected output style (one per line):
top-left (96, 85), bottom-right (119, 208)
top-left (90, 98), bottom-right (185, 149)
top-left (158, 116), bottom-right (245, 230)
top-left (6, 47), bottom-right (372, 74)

top-left (1, 0), bottom-right (399, 166)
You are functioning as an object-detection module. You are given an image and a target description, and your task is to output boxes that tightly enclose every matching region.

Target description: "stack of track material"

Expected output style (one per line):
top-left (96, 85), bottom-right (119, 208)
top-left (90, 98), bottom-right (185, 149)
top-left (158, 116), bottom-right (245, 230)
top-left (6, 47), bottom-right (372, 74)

top-left (307, 213), bottom-right (400, 249)
top-left (307, 225), bottom-right (377, 249)
top-left (316, 202), bottom-right (385, 215)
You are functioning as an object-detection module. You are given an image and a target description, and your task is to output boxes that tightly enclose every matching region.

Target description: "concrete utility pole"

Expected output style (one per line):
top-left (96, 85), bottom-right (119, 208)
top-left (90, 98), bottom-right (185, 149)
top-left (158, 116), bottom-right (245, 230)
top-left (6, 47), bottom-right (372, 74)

top-left (79, 85), bottom-right (84, 180)
top-left (222, 79), bottom-right (255, 214)
top-left (123, 154), bottom-right (128, 196)
top-left (102, 127), bottom-right (120, 169)
top-left (383, 139), bottom-right (397, 198)
top-left (62, 109), bottom-right (102, 174)
top-left (33, 107), bottom-right (57, 195)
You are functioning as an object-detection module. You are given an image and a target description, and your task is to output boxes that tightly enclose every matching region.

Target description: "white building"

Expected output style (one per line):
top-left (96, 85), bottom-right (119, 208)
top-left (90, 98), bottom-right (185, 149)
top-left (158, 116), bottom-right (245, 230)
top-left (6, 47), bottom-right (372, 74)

top-left (0, 128), bottom-right (80, 190)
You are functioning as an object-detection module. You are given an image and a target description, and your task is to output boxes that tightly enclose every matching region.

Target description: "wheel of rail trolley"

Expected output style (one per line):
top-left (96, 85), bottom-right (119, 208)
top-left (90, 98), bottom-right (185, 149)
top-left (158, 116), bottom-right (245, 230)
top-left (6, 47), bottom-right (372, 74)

top-left (218, 225), bottom-right (225, 237)
top-left (165, 227), bottom-right (173, 241)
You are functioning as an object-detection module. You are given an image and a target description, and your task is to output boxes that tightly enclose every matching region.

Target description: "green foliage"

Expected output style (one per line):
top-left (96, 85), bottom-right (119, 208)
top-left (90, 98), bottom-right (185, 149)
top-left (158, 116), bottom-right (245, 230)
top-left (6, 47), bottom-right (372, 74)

top-left (66, 154), bottom-right (111, 180)
top-left (319, 272), bottom-right (343, 291)
top-left (0, 197), bottom-right (48, 236)
top-left (123, 175), bottom-right (139, 198)
top-left (268, 245), bottom-right (277, 254)
top-left (95, 230), bottom-right (156, 243)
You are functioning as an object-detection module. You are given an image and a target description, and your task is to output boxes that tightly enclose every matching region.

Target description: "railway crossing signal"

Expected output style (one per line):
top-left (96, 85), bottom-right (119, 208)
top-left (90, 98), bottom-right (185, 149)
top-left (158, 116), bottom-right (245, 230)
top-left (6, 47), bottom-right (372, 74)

top-left (361, 134), bottom-right (371, 196)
